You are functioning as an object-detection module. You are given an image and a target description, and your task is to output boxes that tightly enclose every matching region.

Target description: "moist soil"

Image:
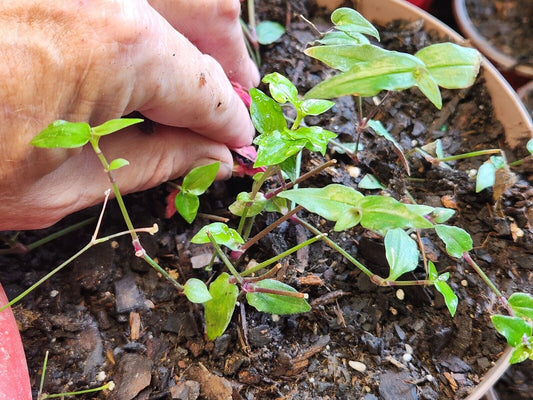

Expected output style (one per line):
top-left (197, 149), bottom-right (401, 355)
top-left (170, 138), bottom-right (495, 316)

top-left (1, 1), bottom-right (533, 399)
top-left (465, 0), bottom-right (533, 68)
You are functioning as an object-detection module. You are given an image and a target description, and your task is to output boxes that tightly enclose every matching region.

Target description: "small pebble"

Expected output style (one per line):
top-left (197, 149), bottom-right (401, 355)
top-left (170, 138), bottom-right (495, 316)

top-left (349, 360), bottom-right (367, 372)
top-left (396, 289), bottom-right (405, 301)
top-left (461, 279), bottom-right (468, 287)
top-left (402, 353), bottom-right (413, 363)
top-left (405, 344), bottom-right (413, 354)
top-left (50, 290), bottom-right (59, 298)
top-left (96, 371), bottom-right (106, 382)
top-left (346, 165), bottom-right (361, 178)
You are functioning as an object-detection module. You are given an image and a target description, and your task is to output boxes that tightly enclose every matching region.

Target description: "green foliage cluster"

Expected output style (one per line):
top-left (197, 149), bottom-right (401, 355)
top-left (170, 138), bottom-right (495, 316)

top-left (28, 7), bottom-right (532, 364)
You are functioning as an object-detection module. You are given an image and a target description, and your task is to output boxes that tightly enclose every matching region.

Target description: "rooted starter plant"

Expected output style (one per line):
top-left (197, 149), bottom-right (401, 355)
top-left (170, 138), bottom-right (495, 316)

top-left (3, 5), bottom-right (533, 397)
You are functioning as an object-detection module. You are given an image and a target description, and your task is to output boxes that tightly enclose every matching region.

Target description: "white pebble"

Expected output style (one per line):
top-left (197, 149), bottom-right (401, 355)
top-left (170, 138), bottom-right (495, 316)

top-left (461, 279), bottom-right (468, 287)
top-left (396, 289), bottom-right (405, 301)
top-left (349, 360), bottom-right (367, 372)
top-left (402, 353), bottom-right (413, 362)
top-left (96, 371), bottom-right (106, 382)
top-left (50, 290), bottom-right (59, 298)
top-left (346, 165), bottom-right (361, 178)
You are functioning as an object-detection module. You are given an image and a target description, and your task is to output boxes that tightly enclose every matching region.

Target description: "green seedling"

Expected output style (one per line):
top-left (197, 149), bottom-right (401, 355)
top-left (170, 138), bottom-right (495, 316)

top-left (173, 162), bottom-right (220, 223)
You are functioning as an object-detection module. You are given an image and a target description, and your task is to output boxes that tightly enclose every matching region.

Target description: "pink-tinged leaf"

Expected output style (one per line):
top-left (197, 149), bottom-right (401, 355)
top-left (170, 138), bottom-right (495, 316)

top-left (231, 81), bottom-right (251, 108)
top-left (231, 145), bottom-right (259, 162)
top-left (165, 188), bottom-right (180, 219)
top-left (233, 158), bottom-right (266, 178)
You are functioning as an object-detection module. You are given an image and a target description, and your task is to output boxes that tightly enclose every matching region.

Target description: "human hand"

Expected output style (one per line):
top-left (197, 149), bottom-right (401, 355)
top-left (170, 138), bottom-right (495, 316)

top-left (0, 0), bottom-right (259, 230)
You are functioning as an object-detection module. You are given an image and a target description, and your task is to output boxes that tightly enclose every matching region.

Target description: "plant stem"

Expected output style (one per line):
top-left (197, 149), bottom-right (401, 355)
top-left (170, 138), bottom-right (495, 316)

top-left (435, 149), bottom-right (502, 162)
top-left (248, 284), bottom-right (307, 298)
top-left (207, 231), bottom-right (243, 284)
top-left (294, 216), bottom-right (377, 280)
top-left (240, 206), bottom-right (304, 253)
top-left (462, 251), bottom-right (512, 314)
top-left (41, 381), bottom-right (114, 399)
top-left (240, 233), bottom-right (325, 277)
top-left (38, 351), bottom-right (49, 399)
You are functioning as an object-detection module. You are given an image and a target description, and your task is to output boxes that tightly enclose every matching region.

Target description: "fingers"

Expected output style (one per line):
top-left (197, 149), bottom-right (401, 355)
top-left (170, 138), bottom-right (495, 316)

top-left (3, 126), bottom-right (234, 230)
top-left (149, 0), bottom-right (260, 89)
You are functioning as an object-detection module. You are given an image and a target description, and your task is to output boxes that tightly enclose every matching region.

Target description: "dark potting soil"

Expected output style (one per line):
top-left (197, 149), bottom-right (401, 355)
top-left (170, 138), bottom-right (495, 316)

top-left (465, 0), bottom-right (533, 67)
top-left (1, 1), bottom-right (533, 399)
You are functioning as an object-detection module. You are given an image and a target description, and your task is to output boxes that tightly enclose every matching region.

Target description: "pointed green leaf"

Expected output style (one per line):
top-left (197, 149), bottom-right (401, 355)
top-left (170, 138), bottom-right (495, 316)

top-left (357, 196), bottom-right (434, 234)
top-left (191, 222), bottom-right (244, 251)
top-left (476, 159), bottom-right (497, 192)
top-left (509, 293), bottom-right (533, 320)
top-left (385, 228), bottom-right (419, 281)
top-left (246, 279), bottom-right (311, 315)
top-left (92, 118), bottom-right (144, 136)
top-left (108, 158), bottom-right (130, 171)
top-left (254, 130), bottom-right (306, 167)
top-left (413, 66), bottom-right (442, 109)
top-left (430, 207), bottom-right (456, 223)
top-left (491, 315), bottom-right (532, 347)
top-left (300, 99), bottom-right (335, 115)
top-left (229, 192), bottom-right (267, 217)
top-left (509, 345), bottom-right (532, 364)
top-left (265, 196), bottom-right (288, 214)
top-left (183, 278), bottom-right (212, 303)
top-left (262, 72), bottom-right (298, 104)
top-left (330, 7), bottom-right (379, 40)
top-left (175, 192), bottom-right (199, 224)
top-left (404, 204), bottom-right (435, 217)
top-left (204, 273), bottom-right (238, 340)
top-left (318, 31), bottom-right (369, 46)
top-left (304, 44), bottom-right (390, 72)
top-left (358, 174), bottom-right (386, 190)
top-left (435, 279), bottom-right (458, 317)
top-left (182, 162), bottom-right (219, 195)
top-left (278, 184), bottom-right (363, 224)
top-left (427, 260), bottom-right (439, 281)
top-left (415, 43), bottom-right (481, 89)
top-left (250, 88), bottom-right (287, 135)
top-left (333, 208), bottom-right (362, 231)
top-left (256, 20), bottom-right (285, 45)
top-left (31, 120), bottom-right (91, 148)
top-left (279, 155), bottom-right (299, 182)
top-left (289, 126), bottom-right (337, 155)
top-left (304, 52), bottom-right (425, 100)
top-left (435, 224), bottom-right (473, 258)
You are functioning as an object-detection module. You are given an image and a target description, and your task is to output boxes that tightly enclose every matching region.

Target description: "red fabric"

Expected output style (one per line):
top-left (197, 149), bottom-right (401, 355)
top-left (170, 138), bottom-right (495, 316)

top-left (406, 0), bottom-right (433, 11)
top-left (0, 283), bottom-right (32, 400)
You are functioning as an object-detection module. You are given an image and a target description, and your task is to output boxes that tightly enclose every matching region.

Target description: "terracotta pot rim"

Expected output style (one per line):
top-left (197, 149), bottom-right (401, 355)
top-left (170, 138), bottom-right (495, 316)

top-left (452, 0), bottom-right (533, 79)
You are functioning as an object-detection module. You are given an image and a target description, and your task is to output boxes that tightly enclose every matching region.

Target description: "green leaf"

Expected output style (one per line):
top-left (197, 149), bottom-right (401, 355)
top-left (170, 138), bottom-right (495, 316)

top-left (108, 158), bottom-right (130, 171)
top-left (182, 162), bottom-right (219, 195)
top-left (262, 72), bottom-right (298, 105)
top-left (289, 126), bottom-right (337, 155)
top-left (385, 228), bottom-right (419, 281)
top-left (404, 204), bottom-right (435, 217)
top-left (204, 273), bottom-right (239, 340)
top-left (183, 278), bottom-right (212, 303)
top-left (333, 208), bottom-right (362, 231)
top-left (357, 196), bottom-right (434, 234)
top-left (358, 174), bottom-right (386, 190)
top-left (246, 279), bottom-right (311, 315)
top-left (491, 315), bottom-right (532, 347)
top-left (430, 207), bottom-right (456, 224)
top-left (278, 184), bottom-right (364, 225)
top-left (476, 160), bottom-right (497, 192)
top-left (304, 51), bottom-right (426, 100)
top-left (435, 280), bottom-right (459, 317)
top-left (254, 130), bottom-right (306, 167)
top-left (300, 99), bottom-right (335, 115)
top-left (526, 138), bottom-right (533, 155)
top-left (256, 20), bottom-right (285, 45)
top-left (229, 192), bottom-right (267, 217)
top-left (509, 345), bottom-right (532, 364)
top-left (509, 293), bottom-right (533, 320)
top-left (330, 7), bottom-right (379, 41)
top-left (304, 43), bottom-right (390, 72)
top-left (31, 120), bottom-right (91, 148)
top-left (434, 224), bottom-right (473, 258)
top-left (415, 43), bottom-right (481, 89)
top-left (279, 155), bottom-right (298, 182)
top-left (175, 192), bottom-right (200, 224)
top-left (265, 196), bottom-right (288, 213)
top-left (250, 88), bottom-right (287, 135)
top-left (413, 66), bottom-right (442, 109)
top-left (427, 260), bottom-right (439, 281)
top-left (91, 118), bottom-right (144, 136)
top-left (318, 31), bottom-right (369, 46)
top-left (191, 222), bottom-right (244, 251)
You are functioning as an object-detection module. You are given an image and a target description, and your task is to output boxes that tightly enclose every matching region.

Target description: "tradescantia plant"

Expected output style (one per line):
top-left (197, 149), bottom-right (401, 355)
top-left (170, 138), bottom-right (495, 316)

top-left (9, 6), bottom-right (532, 366)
